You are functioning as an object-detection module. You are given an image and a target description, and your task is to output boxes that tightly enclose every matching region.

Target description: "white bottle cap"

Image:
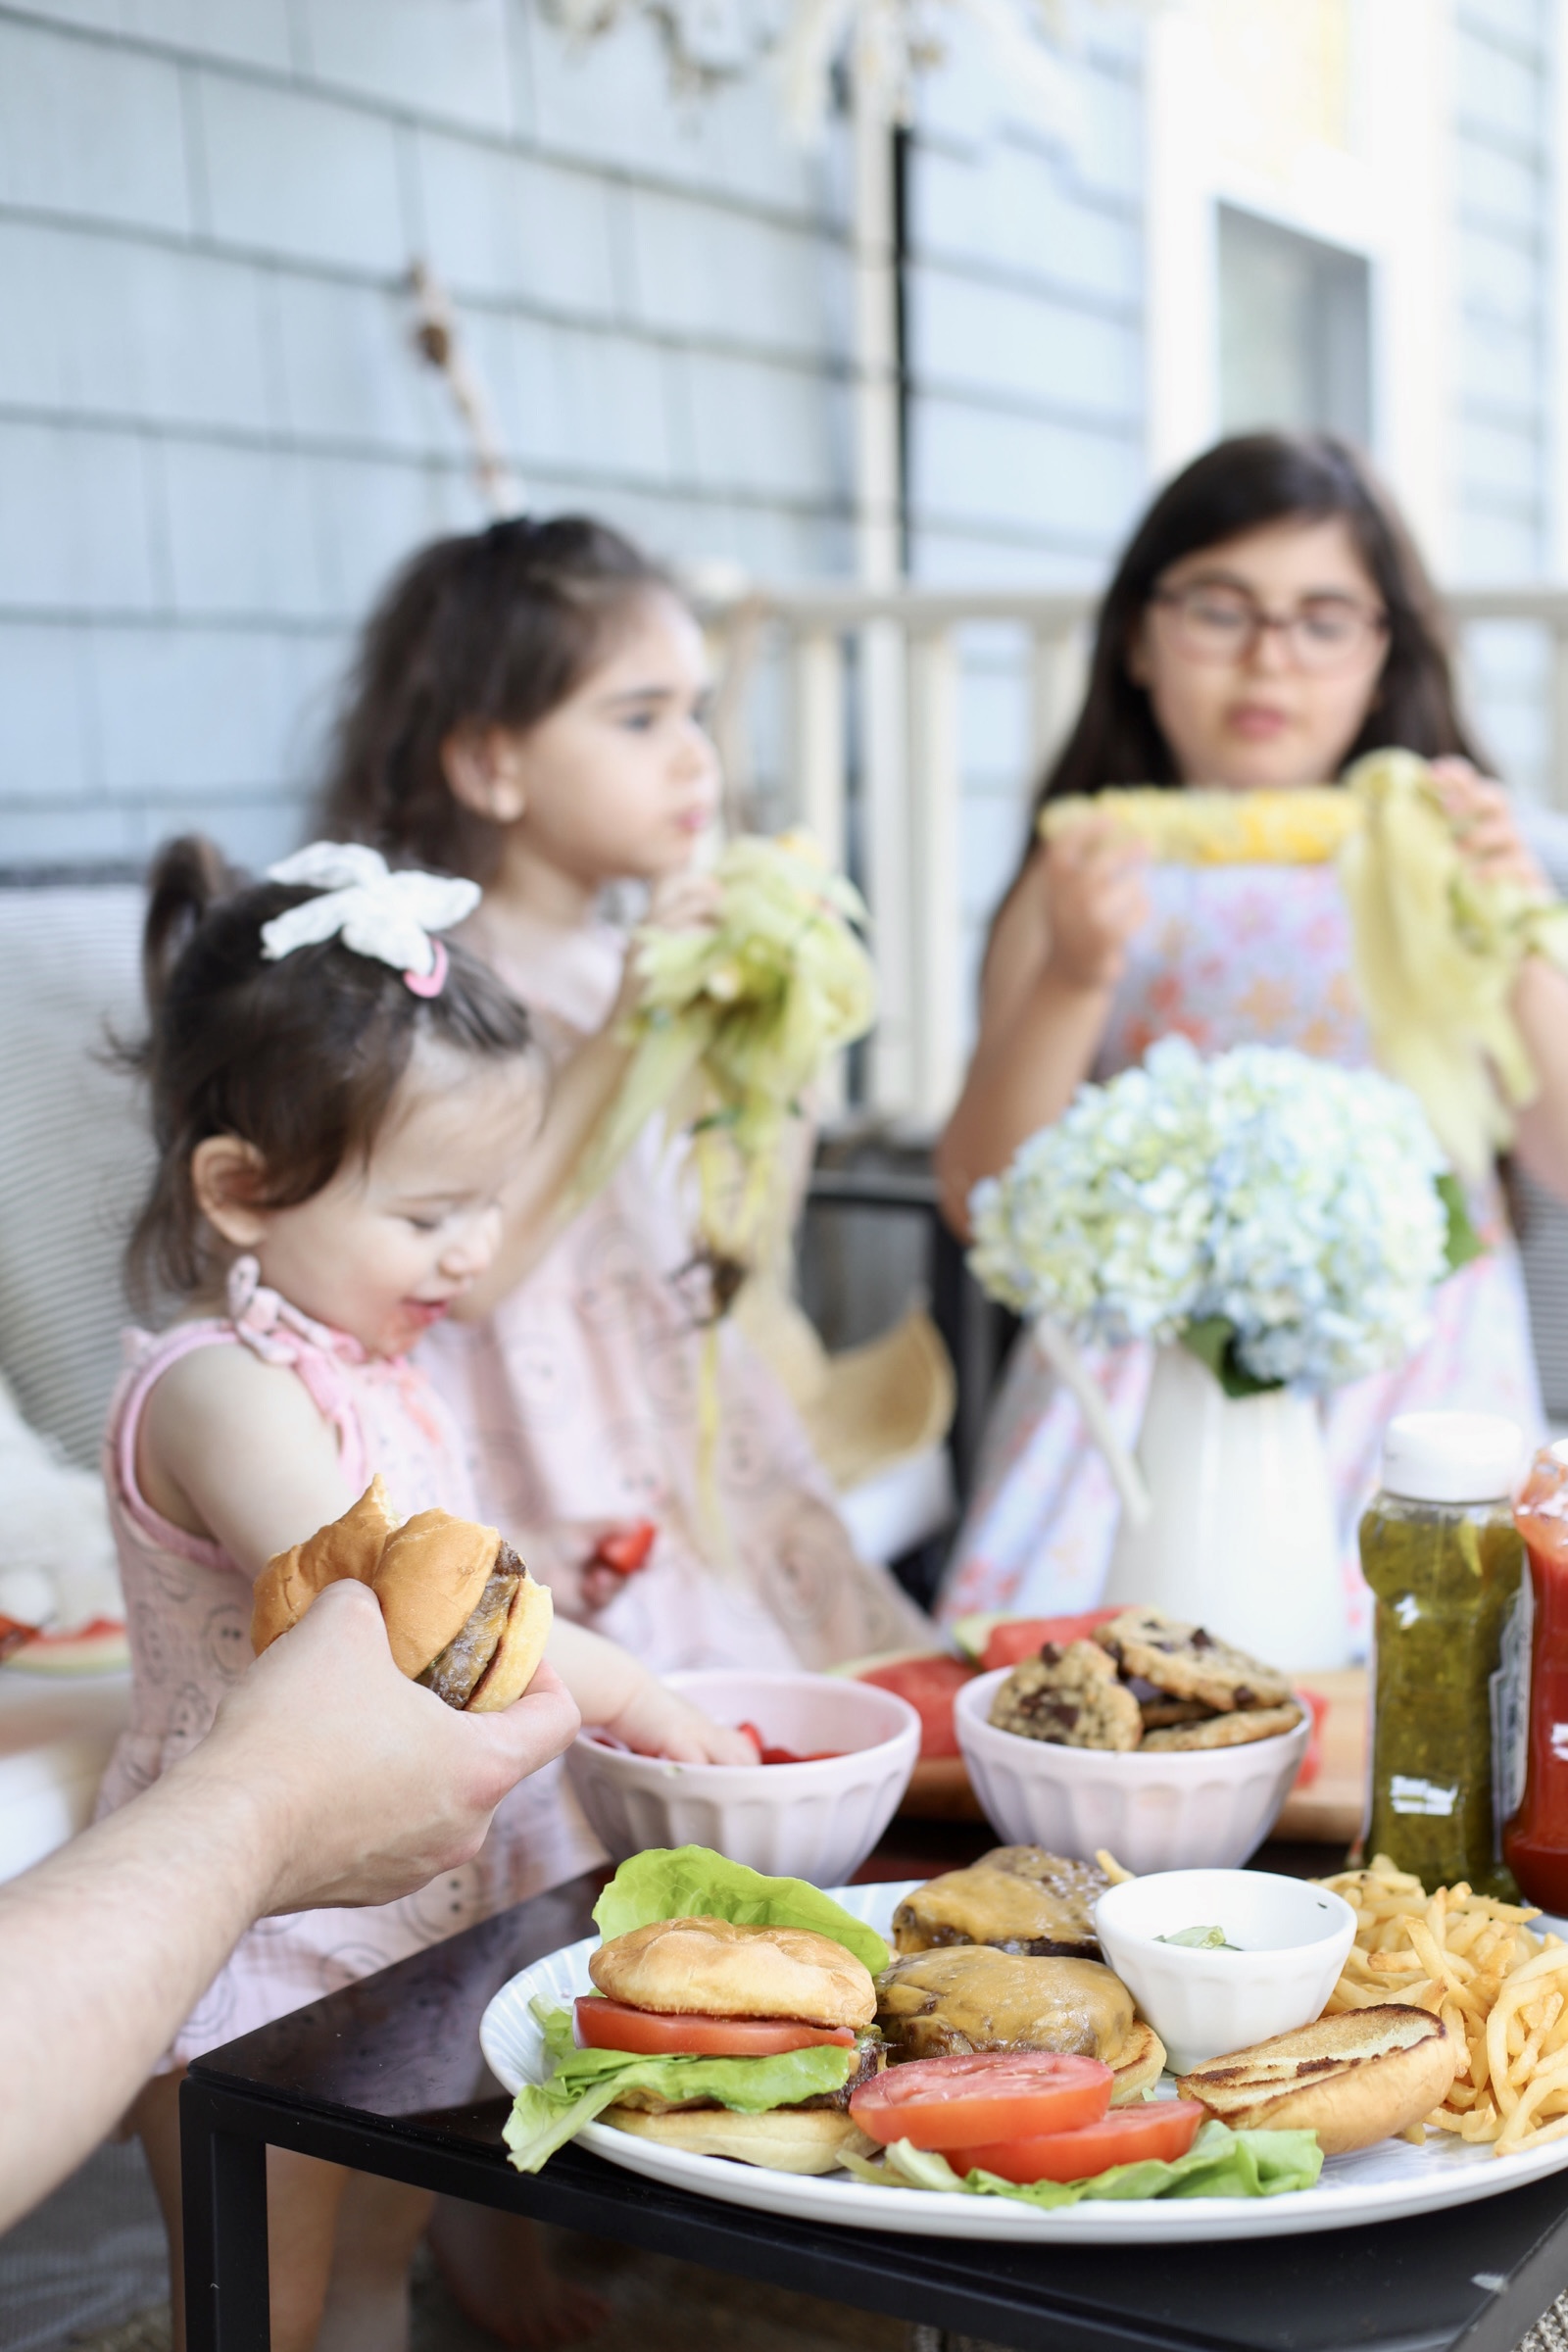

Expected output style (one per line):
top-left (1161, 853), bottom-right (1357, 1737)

top-left (1380, 1412), bottom-right (1525, 1505)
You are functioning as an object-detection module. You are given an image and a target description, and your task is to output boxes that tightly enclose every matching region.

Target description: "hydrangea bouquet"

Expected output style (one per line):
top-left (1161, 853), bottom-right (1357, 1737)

top-left (969, 1038), bottom-right (1479, 1397)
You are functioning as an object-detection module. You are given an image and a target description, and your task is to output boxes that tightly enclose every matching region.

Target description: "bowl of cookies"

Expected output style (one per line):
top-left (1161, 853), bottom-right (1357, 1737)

top-left (952, 1608), bottom-right (1311, 1873)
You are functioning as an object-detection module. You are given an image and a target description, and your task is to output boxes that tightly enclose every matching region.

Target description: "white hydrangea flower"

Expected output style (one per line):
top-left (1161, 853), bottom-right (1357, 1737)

top-left (968, 1039), bottom-right (1452, 1393)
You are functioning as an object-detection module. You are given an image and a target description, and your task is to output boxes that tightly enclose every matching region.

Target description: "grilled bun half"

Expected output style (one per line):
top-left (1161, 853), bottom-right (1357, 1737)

top-left (601, 2105), bottom-right (873, 2176)
top-left (250, 1479), bottom-right (552, 1712)
top-left (1176, 2005), bottom-right (1458, 2155)
top-left (591, 1917), bottom-right (877, 2032)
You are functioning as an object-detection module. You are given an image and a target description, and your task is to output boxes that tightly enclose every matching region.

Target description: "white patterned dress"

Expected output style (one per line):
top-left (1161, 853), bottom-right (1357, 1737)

top-left (96, 1256), bottom-right (599, 2068)
top-left (939, 864), bottom-right (1549, 1649)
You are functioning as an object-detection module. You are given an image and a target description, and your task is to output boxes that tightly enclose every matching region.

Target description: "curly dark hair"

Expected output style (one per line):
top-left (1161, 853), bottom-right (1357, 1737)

top-left (318, 513), bottom-right (673, 881)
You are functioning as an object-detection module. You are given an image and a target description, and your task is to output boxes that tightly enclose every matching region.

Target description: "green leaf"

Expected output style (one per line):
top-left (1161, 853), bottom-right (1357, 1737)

top-left (591, 1845), bottom-right (890, 1976)
top-left (1436, 1172), bottom-right (1486, 1275)
top-left (503, 2002), bottom-right (854, 2174)
top-left (1180, 1317), bottom-right (1280, 1400)
top-left (840, 2121), bottom-right (1323, 2207)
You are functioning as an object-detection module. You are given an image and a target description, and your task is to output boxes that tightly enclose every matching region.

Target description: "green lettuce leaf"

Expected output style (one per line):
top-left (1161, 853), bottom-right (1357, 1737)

top-left (504, 2002), bottom-right (856, 2174)
top-left (590, 1845), bottom-right (890, 1976)
top-left (840, 2121), bottom-right (1322, 2208)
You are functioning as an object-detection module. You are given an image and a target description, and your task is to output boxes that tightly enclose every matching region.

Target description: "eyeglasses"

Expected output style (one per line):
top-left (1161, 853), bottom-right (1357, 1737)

top-left (1149, 582), bottom-right (1390, 673)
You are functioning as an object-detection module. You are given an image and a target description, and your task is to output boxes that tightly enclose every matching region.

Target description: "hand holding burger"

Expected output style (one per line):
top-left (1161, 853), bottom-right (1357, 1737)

top-left (252, 1479), bottom-right (754, 1763)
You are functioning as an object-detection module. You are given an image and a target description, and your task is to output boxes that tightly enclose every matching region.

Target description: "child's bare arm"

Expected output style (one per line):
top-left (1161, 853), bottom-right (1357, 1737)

top-left (545, 1618), bottom-right (754, 1763)
top-left (457, 873), bottom-right (723, 1315)
top-left (138, 1343), bottom-right (359, 1577)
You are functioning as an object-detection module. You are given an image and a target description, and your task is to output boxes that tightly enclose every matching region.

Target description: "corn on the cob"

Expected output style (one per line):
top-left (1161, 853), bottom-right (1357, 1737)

top-left (1039, 786), bottom-right (1362, 865)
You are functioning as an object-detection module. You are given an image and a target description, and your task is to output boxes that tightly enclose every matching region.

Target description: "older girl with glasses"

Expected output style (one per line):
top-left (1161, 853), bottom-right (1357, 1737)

top-left (934, 430), bottom-right (1568, 1635)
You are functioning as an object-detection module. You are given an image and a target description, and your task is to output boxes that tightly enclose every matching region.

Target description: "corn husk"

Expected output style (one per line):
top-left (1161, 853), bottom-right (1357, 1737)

top-left (1041, 766), bottom-right (1568, 1184)
top-left (1339, 750), bottom-right (1568, 1182)
top-left (570, 831), bottom-right (876, 1298)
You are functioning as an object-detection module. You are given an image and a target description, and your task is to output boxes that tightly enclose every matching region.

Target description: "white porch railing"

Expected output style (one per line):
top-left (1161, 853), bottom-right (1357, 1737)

top-left (702, 582), bottom-right (1568, 1133)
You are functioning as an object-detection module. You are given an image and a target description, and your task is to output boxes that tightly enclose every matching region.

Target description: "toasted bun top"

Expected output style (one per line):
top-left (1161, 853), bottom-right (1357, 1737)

top-left (590, 1917), bottom-right (877, 2032)
top-left (251, 1473), bottom-right (399, 1655)
top-left (372, 1510), bottom-right (500, 1679)
top-left (1176, 2004), bottom-right (1458, 2157)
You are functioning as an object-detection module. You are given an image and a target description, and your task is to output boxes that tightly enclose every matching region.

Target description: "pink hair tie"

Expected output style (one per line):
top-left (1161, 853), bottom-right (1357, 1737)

top-left (403, 938), bottom-right (449, 999)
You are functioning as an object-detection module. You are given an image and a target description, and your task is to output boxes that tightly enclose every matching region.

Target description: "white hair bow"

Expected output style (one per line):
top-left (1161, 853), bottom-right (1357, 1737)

top-left (262, 843), bottom-right (480, 990)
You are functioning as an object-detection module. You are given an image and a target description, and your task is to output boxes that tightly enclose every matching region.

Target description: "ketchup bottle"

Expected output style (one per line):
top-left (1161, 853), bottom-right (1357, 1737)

top-left (1504, 1445), bottom-right (1568, 1909)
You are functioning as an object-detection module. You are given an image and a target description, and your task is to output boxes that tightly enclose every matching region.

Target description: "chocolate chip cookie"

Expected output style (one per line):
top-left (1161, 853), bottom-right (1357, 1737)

top-left (989, 1640), bottom-right (1143, 1751)
top-left (1097, 1608), bottom-right (1293, 1714)
top-left (1140, 1701), bottom-right (1303, 1750)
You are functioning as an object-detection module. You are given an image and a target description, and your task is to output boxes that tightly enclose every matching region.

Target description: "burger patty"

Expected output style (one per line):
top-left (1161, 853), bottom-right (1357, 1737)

top-left (418, 1542), bottom-right (522, 1707)
top-left (610, 2034), bottom-right (883, 2117)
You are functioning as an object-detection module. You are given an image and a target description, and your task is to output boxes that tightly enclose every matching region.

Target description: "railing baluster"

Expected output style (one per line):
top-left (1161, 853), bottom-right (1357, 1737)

top-left (1028, 621), bottom-right (1088, 780)
top-left (907, 624), bottom-right (962, 1127)
top-left (789, 627), bottom-right (848, 869)
top-left (1552, 623), bottom-right (1568, 811)
top-left (861, 617), bottom-right (913, 1117)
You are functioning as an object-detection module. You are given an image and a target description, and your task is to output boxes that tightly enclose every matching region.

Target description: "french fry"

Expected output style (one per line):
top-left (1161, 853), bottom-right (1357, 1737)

top-left (1312, 1855), bottom-right (1568, 2156)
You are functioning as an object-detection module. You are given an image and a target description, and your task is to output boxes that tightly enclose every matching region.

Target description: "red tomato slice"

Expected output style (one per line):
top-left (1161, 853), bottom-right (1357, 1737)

top-left (591, 1521), bottom-right (658, 1576)
top-left (857, 1653), bottom-right (976, 1758)
top-left (981, 1610), bottom-right (1120, 1674)
top-left (735, 1721), bottom-right (844, 1765)
top-left (850, 2052), bottom-right (1111, 2148)
top-left (951, 2098), bottom-right (1204, 2183)
top-left (574, 1995), bottom-right (854, 2057)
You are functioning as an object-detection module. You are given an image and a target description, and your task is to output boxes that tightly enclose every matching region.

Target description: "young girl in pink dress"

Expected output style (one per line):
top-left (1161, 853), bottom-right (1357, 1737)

top-left (935, 432), bottom-right (1568, 1638)
top-left (103, 835), bottom-right (750, 2352)
top-left (320, 515), bottom-right (928, 1672)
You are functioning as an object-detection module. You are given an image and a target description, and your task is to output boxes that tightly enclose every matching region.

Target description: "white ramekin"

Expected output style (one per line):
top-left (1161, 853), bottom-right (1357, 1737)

top-left (1094, 1867), bottom-right (1358, 2073)
top-left (564, 1667), bottom-right (919, 1886)
top-left (953, 1665), bottom-right (1310, 1876)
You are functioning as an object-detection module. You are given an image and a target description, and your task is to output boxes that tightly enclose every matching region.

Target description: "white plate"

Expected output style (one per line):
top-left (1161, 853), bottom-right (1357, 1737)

top-left (480, 1881), bottom-right (1568, 2243)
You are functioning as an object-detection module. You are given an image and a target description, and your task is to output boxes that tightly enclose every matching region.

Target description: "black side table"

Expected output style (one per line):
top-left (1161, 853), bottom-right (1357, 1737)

top-left (182, 1872), bottom-right (1568, 2352)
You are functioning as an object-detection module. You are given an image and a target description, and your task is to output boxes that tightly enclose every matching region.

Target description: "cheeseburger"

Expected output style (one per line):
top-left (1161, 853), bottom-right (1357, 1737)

top-left (583, 1915), bottom-right (882, 2173)
top-left (251, 1475), bottom-right (552, 1712)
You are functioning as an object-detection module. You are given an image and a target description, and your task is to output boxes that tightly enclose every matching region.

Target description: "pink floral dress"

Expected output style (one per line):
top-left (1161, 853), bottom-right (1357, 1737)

top-left (97, 1256), bottom-right (600, 2068)
top-left (421, 920), bottom-right (929, 1674)
top-left (940, 865), bottom-right (1548, 1648)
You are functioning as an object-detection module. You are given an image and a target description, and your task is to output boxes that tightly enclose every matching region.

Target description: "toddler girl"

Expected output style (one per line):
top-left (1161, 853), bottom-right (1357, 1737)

top-left (935, 431), bottom-right (1568, 1631)
top-left (321, 514), bottom-right (928, 1673)
top-left (102, 834), bottom-right (749, 2352)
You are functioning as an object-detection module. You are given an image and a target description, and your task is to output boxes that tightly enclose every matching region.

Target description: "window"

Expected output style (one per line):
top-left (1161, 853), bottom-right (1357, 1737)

top-left (1217, 205), bottom-right (1371, 445)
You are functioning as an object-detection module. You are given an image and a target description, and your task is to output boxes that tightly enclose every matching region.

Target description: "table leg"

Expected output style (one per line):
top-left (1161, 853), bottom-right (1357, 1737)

top-left (179, 2075), bottom-right (270, 2352)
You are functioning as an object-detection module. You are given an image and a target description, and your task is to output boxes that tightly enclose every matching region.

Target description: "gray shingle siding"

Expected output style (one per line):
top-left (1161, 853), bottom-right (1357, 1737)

top-left (0, 0), bottom-right (857, 864)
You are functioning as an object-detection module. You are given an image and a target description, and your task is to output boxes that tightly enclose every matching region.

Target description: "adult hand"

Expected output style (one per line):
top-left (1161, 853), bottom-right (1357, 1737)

top-left (195, 1579), bottom-right (581, 1915)
top-left (1033, 816), bottom-right (1151, 993)
top-left (1428, 758), bottom-right (1551, 897)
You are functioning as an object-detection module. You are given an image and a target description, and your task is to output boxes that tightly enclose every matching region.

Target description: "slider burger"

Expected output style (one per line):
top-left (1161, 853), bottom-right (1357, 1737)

top-left (505, 1847), bottom-right (892, 2178)
top-left (251, 1474), bottom-right (552, 1712)
top-left (582, 1916), bottom-right (880, 2173)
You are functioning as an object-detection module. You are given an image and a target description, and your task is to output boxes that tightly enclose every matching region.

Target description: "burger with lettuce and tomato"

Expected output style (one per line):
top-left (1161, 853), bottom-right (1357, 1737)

top-left (505, 1848), bottom-right (893, 2177)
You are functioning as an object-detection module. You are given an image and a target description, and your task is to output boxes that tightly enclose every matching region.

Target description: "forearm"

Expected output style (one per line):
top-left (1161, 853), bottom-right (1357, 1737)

top-left (1510, 956), bottom-right (1568, 1201)
top-left (0, 1754), bottom-right (284, 2228)
top-left (463, 1026), bottom-right (635, 1312)
top-left (545, 1616), bottom-right (643, 1729)
top-left (935, 973), bottom-right (1113, 1238)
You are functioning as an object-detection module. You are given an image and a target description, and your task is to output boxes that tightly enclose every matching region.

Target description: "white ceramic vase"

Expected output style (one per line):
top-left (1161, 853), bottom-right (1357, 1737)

top-left (1100, 1343), bottom-right (1352, 1671)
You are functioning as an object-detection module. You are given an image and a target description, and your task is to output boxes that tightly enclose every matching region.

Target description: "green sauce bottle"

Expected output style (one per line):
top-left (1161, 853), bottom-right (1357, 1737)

top-left (1361, 1412), bottom-right (1526, 1897)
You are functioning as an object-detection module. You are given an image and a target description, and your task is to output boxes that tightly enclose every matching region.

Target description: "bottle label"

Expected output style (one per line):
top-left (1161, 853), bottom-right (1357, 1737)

top-left (1491, 1573), bottom-right (1534, 1859)
top-left (1389, 1776), bottom-right (1458, 1817)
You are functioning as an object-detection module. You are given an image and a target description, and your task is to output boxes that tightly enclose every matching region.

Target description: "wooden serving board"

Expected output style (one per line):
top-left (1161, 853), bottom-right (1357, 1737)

top-left (897, 1668), bottom-right (1370, 1851)
top-left (1272, 1666), bottom-right (1366, 1851)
